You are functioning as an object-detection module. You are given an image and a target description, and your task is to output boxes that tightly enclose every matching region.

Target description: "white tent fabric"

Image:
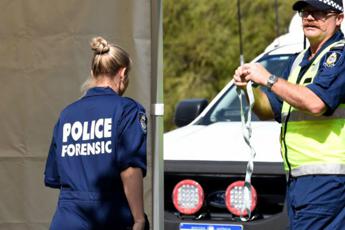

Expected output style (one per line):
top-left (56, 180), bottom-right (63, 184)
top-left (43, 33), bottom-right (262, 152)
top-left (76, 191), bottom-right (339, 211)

top-left (0, 0), bottom-right (162, 229)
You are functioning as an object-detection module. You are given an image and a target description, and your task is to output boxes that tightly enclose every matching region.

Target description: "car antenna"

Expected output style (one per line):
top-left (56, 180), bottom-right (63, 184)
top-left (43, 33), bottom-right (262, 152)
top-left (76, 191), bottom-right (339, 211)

top-left (274, 0), bottom-right (280, 37)
top-left (236, 0), bottom-right (257, 221)
top-left (237, 0), bottom-right (244, 65)
top-left (304, 35), bottom-right (307, 49)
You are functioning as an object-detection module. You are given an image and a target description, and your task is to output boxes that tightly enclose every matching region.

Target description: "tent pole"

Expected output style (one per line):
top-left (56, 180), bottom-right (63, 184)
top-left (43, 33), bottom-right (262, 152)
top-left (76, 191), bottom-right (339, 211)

top-left (151, 0), bottom-right (164, 229)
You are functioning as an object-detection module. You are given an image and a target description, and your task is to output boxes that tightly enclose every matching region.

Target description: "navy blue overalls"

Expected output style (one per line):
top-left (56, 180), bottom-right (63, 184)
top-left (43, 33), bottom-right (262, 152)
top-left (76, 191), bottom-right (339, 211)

top-left (44, 87), bottom-right (147, 230)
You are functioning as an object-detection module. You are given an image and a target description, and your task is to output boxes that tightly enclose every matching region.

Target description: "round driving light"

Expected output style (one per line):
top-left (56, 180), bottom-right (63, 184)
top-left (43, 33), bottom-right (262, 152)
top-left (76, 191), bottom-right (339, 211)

top-left (225, 181), bottom-right (257, 216)
top-left (172, 179), bottom-right (204, 215)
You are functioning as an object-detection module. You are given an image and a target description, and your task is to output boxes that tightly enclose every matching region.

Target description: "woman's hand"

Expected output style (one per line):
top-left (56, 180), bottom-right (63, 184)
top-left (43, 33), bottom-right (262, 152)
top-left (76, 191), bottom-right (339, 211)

top-left (132, 220), bottom-right (145, 230)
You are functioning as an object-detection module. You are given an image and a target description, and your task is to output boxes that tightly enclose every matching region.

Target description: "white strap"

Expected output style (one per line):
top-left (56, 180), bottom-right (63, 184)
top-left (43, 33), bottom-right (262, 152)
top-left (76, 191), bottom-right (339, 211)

top-left (236, 81), bottom-right (256, 220)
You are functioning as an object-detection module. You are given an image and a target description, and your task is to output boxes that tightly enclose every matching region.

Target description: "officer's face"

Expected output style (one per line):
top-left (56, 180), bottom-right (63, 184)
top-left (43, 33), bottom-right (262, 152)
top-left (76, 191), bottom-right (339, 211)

top-left (300, 6), bottom-right (344, 43)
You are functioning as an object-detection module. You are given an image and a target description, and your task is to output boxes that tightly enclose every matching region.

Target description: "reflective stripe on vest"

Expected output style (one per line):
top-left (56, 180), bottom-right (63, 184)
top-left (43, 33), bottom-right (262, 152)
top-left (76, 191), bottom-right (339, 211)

top-left (288, 105), bottom-right (345, 121)
top-left (281, 40), bottom-right (345, 177)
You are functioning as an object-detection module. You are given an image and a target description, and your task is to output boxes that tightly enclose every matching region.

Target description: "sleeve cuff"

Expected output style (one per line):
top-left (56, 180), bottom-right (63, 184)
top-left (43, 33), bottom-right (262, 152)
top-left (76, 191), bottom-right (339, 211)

top-left (120, 162), bottom-right (147, 177)
top-left (44, 177), bottom-right (61, 189)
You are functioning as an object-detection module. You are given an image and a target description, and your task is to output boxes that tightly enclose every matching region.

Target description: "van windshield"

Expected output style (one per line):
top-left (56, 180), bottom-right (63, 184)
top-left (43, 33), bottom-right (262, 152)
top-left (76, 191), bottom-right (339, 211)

top-left (197, 54), bottom-right (293, 125)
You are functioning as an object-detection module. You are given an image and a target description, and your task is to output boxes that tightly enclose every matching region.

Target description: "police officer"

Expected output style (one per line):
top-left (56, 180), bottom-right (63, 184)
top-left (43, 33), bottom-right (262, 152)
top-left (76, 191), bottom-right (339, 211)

top-left (44, 36), bottom-right (148, 230)
top-left (234, 0), bottom-right (345, 229)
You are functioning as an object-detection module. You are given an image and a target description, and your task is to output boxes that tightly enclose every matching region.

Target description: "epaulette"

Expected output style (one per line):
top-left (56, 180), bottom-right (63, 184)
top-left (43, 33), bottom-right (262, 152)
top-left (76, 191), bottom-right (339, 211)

top-left (330, 39), bottom-right (345, 51)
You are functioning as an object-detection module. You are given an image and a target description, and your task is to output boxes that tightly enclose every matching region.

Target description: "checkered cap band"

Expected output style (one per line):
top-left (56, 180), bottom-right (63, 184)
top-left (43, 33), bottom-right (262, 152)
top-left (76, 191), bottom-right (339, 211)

top-left (319, 0), bottom-right (343, 11)
top-left (293, 0), bottom-right (344, 12)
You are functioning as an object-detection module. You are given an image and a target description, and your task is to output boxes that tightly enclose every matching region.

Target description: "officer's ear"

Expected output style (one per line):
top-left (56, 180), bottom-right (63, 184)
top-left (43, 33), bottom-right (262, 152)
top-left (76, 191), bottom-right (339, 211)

top-left (336, 13), bottom-right (344, 26)
top-left (118, 67), bottom-right (127, 81)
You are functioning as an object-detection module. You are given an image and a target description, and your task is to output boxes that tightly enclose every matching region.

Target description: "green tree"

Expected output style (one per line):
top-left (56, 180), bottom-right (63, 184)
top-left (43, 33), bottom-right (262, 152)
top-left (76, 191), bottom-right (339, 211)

top-left (164, 0), bottom-right (296, 131)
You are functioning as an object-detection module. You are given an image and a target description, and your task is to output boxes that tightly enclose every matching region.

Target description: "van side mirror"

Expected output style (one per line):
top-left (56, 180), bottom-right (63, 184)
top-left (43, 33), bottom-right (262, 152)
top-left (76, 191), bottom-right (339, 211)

top-left (174, 99), bottom-right (208, 127)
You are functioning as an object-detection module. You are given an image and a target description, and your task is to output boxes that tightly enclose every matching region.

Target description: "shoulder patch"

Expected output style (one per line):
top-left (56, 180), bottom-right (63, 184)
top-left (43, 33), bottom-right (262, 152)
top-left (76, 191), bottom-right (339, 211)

top-left (139, 112), bottom-right (147, 133)
top-left (323, 51), bottom-right (341, 68)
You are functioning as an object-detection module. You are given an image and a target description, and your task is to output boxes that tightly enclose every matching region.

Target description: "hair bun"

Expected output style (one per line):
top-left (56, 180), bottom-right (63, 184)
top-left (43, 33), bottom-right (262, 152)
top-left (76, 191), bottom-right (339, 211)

top-left (90, 36), bottom-right (110, 54)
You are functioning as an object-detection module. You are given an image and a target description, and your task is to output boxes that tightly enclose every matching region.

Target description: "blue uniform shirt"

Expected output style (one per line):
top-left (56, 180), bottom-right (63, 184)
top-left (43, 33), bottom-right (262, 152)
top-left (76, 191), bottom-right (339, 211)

top-left (44, 87), bottom-right (147, 228)
top-left (265, 30), bottom-right (345, 122)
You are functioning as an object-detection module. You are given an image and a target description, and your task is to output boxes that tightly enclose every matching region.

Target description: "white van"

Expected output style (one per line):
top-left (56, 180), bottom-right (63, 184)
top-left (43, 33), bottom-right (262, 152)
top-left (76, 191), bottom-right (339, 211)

top-left (164, 14), bottom-right (305, 230)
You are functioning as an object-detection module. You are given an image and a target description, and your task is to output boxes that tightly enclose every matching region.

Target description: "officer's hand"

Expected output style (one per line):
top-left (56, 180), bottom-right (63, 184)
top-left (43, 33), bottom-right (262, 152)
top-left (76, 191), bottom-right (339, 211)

top-left (241, 63), bottom-right (271, 86)
top-left (233, 65), bottom-right (249, 89)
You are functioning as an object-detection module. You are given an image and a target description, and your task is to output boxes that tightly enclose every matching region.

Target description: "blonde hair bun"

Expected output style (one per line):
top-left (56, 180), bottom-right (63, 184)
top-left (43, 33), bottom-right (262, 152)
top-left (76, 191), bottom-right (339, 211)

top-left (90, 36), bottom-right (110, 54)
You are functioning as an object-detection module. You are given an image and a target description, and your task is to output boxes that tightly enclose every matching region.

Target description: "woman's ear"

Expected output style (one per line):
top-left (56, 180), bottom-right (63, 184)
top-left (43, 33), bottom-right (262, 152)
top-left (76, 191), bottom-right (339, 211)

top-left (119, 67), bottom-right (127, 80)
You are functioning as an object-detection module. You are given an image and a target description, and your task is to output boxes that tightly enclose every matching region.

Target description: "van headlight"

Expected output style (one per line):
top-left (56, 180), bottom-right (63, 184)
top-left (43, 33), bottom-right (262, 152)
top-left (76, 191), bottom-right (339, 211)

top-left (172, 179), bottom-right (204, 215)
top-left (225, 181), bottom-right (257, 216)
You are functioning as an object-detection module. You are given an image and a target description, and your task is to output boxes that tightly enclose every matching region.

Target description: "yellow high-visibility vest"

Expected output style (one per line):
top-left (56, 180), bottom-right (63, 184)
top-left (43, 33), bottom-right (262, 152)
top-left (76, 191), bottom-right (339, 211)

top-left (281, 40), bottom-right (345, 177)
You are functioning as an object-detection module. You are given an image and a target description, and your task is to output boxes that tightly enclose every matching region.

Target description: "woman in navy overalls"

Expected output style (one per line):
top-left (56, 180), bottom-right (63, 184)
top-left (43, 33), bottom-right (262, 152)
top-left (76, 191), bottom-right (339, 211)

top-left (44, 36), bottom-right (148, 230)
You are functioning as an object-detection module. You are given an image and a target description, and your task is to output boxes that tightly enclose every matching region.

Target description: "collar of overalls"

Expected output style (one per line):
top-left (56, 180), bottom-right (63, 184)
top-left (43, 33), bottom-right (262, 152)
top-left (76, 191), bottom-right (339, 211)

top-left (84, 87), bottom-right (118, 97)
top-left (299, 30), bottom-right (344, 68)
